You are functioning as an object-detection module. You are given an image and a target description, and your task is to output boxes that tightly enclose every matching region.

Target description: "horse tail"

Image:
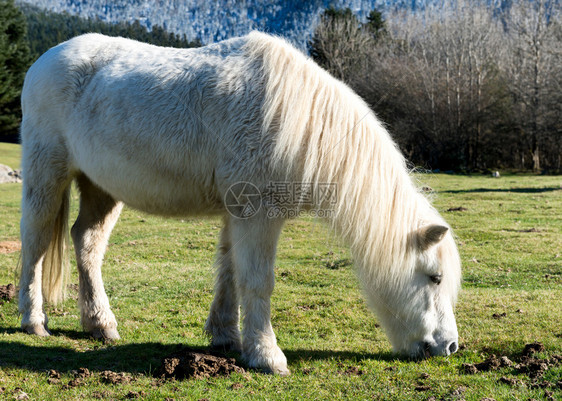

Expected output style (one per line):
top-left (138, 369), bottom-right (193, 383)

top-left (42, 185), bottom-right (71, 305)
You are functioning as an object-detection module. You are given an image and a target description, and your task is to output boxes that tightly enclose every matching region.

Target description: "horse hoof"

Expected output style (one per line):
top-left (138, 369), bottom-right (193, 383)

top-left (258, 365), bottom-right (291, 376)
top-left (25, 325), bottom-right (51, 336)
top-left (91, 327), bottom-right (120, 342)
top-left (272, 366), bottom-right (291, 376)
top-left (244, 345), bottom-right (290, 376)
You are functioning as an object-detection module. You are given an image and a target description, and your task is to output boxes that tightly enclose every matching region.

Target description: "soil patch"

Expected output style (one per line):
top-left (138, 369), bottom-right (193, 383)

top-left (516, 228), bottom-right (541, 233)
top-left (337, 362), bottom-right (364, 376)
top-left (100, 370), bottom-right (131, 385)
top-left (499, 376), bottom-right (521, 386)
top-left (60, 368), bottom-right (92, 389)
top-left (321, 251), bottom-right (352, 270)
top-left (91, 391), bottom-right (112, 399)
top-left (460, 342), bottom-right (561, 388)
top-left (492, 312), bottom-right (507, 319)
top-left (0, 284), bottom-right (16, 301)
top-left (157, 347), bottom-right (245, 380)
top-left (125, 390), bottom-right (146, 399)
top-left (73, 367), bottom-right (91, 379)
top-left (302, 367), bottom-right (315, 375)
top-left (47, 370), bottom-right (61, 385)
top-left (446, 206), bottom-right (468, 212)
top-left (230, 382), bottom-right (244, 390)
top-left (0, 241), bottom-right (20, 254)
top-left (522, 342), bottom-right (546, 356)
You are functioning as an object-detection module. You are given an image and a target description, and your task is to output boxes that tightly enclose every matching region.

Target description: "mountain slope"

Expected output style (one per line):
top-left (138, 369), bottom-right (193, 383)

top-left (19, 0), bottom-right (412, 48)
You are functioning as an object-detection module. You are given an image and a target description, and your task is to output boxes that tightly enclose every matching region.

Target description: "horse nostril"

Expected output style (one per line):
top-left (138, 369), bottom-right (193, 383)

top-left (448, 341), bottom-right (458, 354)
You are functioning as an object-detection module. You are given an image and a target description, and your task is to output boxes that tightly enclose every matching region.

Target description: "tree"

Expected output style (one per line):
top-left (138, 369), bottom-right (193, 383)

top-left (365, 9), bottom-right (387, 40)
top-left (316, 1), bottom-right (560, 171)
top-left (354, 2), bottom-right (511, 169)
top-left (308, 7), bottom-right (372, 82)
top-left (0, 0), bottom-right (31, 142)
top-left (20, 4), bottom-right (200, 60)
top-left (505, 0), bottom-right (562, 171)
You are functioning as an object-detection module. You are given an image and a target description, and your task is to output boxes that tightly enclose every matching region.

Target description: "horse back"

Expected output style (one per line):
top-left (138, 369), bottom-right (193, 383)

top-left (21, 34), bottom-right (267, 216)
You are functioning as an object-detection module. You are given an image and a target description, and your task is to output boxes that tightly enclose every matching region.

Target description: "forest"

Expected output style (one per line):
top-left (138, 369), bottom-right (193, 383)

top-left (0, 0), bottom-right (198, 143)
top-left (1, 0), bottom-right (560, 171)
top-left (310, 0), bottom-right (561, 172)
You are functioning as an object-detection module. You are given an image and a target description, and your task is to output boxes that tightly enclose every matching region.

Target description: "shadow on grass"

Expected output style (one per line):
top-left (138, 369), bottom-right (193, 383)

top-left (284, 349), bottom-right (396, 365)
top-left (0, 327), bottom-right (399, 375)
top-left (442, 187), bottom-right (560, 194)
top-left (0, 338), bottom-right (178, 375)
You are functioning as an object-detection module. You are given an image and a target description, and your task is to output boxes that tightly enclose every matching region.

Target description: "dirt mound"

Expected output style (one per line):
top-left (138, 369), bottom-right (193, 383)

top-left (47, 369), bottom-right (61, 383)
top-left (461, 354), bottom-right (511, 373)
top-left (0, 241), bottom-right (21, 254)
top-left (0, 284), bottom-right (16, 302)
top-left (48, 368), bottom-right (133, 388)
top-left (100, 370), bottom-right (131, 385)
top-left (522, 342), bottom-right (546, 356)
top-left (158, 347), bottom-right (245, 380)
top-left (59, 367), bottom-right (92, 389)
top-left (460, 342), bottom-right (561, 389)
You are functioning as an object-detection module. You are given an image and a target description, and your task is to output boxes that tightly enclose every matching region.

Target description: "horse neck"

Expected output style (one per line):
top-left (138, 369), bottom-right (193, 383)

top-left (251, 35), bottom-right (426, 277)
top-left (319, 116), bottom-right (426, 282)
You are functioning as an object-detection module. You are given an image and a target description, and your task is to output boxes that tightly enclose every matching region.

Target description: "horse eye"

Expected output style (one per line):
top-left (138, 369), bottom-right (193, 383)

top-left (430, 274), bottom-right (442, 285)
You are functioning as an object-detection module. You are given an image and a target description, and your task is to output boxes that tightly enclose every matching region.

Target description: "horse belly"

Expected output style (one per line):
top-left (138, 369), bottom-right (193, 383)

top-left (71, 144), bottom-right (223, 217)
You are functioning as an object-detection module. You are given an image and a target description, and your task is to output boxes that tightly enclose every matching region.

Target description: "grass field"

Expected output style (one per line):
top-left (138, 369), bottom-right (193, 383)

top-left (0, 142), bottom-right (21, 171)
top-left (0, 142), bottom-right (560, 400)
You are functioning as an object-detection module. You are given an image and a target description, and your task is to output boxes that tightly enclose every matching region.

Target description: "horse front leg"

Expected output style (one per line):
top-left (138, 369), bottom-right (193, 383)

top-left (71, 175), bottom-right (122, 341)
top-left (205, 216), bottom-right (242, 352)
top-left (229, 216), bottom-right (288, 375)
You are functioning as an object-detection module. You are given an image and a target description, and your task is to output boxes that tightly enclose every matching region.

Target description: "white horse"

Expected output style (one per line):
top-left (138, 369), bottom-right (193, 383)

top-left (18, 32), bottom-right (461, 375)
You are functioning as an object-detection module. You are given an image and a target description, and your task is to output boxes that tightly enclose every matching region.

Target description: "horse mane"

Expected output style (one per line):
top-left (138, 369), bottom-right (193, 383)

top-left (244, 32), bottom-right (453, 287)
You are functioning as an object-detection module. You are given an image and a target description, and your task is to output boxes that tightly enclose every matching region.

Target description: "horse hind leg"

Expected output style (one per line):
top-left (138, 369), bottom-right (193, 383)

top-left (205, 216), bottom-right (242, 352)
top-left (19, 142), bottom-right (72, 336)
top-left (71, 174), bottom-right (123, 341)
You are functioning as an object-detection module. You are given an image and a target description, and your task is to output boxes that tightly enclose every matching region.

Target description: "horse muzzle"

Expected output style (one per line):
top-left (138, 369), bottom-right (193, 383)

top-left (411, 338), bottom-right (459, 359)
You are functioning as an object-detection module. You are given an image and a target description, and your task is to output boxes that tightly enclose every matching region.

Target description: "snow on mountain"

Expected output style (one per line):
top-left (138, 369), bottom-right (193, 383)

top-left (19, 0), bottom-right (520, 49)
top-left (19, 0), bottom-right (425, 48)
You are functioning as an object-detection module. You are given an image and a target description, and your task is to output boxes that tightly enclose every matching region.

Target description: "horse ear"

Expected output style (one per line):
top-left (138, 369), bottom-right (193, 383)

top-left (417, 224), bottom-right (448, 251)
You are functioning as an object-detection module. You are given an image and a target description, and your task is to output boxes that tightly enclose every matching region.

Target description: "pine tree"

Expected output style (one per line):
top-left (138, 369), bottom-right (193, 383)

top-left (0, 0), bottom-right (31, 142)
top-left (365, 9), bottom-right (387, 40)
top-left (20, 4), bottom-right (200, 60)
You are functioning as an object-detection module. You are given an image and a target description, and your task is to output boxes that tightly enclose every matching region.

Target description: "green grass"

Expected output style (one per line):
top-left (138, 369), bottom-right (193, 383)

top-left (0, 142), bottom-right (22, 170)
top-left (0, 144), bottom-right (560, 400)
